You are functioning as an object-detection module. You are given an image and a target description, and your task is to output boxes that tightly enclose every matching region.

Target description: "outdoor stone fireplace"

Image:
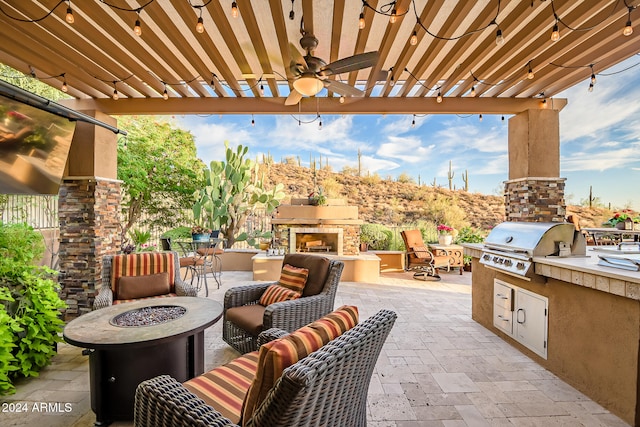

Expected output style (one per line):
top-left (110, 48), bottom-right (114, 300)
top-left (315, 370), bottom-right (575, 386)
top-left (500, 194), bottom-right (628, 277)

top-left (271, 198), bottom-right (362, 256)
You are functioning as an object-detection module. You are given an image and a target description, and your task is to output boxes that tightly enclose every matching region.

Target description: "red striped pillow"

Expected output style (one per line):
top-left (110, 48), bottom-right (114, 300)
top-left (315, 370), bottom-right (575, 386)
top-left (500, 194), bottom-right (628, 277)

top-left (259, 284), bottom-right (301, 306)
top-left (110, 252), bottom-right (176, 294)
top-left (241, 305), bottom-right (358, 423)
top-left (277, 264), bottom-right (309, 294)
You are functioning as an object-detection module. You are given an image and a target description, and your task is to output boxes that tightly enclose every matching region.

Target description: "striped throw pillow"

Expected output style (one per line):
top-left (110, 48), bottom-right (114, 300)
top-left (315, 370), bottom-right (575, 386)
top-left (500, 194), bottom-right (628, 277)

top-left (277, 264), bottom-right (309, 294)
top-left (241, 305), bottom-right (358, 423)
top-left (110, 252), bottom-right (176, 294)
top-left (259, 284), bottom-right (301, 306)
top-left (411, 245), bottom-right (431, 259)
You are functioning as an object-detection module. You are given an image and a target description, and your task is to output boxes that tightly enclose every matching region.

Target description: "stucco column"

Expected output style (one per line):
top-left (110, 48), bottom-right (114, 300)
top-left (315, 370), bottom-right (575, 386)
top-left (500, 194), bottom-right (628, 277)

top-left (58, 111), bottom-right (122, 319)
top-left (505, 109), bottom-right (566, 222)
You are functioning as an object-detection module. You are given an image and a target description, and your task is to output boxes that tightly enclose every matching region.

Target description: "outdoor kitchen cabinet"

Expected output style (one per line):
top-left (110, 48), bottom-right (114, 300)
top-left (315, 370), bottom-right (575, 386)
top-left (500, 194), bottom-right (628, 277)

top-left (493, 279), bottom-right (548, 359)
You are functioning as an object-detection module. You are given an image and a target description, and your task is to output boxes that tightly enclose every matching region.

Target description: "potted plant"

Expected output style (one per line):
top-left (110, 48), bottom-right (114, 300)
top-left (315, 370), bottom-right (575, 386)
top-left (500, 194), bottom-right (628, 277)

top-left (191, 225), bottom-right (212, 241)
top-left (603, 210), bottom-right (635, 230)
top-left (308, 187), bottom-right (327, 206)
top-left (437, 224), bottom-right (454, 245)
top-left (455, 227), bottom-right (486, 271)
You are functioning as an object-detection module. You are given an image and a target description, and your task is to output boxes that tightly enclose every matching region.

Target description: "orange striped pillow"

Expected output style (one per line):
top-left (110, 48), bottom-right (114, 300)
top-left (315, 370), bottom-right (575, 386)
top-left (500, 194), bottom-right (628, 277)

top-left (110, 252), bottom-right (176, 294)
top-left (277, 264), bottom-right (309, 294)
top-left (259, 284), bottom-right (301, 306)
top-left (241, 305), bottom-right (358, 423)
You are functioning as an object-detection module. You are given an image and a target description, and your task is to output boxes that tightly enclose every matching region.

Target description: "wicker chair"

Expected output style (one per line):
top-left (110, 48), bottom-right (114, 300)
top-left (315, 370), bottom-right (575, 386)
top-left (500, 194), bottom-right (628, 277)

top-left (94, 251), bottom-right (198, 310)
top-left (134, 309), bottom-right (397, 427)
top-left (223, 253), bottom-right (344, 354)
top-left (401, 229), bottom-right (450, 281)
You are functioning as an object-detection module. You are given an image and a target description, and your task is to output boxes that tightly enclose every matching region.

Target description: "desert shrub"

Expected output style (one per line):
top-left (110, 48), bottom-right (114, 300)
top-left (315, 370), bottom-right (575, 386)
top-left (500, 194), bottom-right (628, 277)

top-left (0, 222), bottom-right (65, 395)
top-left (397, 172), bottom-right (415, 184)
top-left (360, 173), bottom-right (381, 186)
top-left (321, 177), bottom-right (343, 199)
top-left (341, 165), bottom-right (359, 176)
top-left (360, 223), bottom-right (393, 250)
top-left (421, 193), bottom-right (469, 231)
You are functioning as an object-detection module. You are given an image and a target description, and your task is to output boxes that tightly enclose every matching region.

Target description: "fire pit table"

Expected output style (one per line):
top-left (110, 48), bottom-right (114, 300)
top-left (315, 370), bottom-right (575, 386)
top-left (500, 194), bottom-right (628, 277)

top-left (63, 297), bottom-right (222, 426)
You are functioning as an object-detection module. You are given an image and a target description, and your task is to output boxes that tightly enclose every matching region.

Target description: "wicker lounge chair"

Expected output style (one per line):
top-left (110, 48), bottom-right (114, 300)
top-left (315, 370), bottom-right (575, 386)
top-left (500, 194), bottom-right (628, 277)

top-left (94, 251), bottom-right (197, 310)
top-left (401, 229), bottom-right (450, 281)
top-left (222, 253), bottom-right (344, 353)
top-left (134, 309), bottom-right (397, 427)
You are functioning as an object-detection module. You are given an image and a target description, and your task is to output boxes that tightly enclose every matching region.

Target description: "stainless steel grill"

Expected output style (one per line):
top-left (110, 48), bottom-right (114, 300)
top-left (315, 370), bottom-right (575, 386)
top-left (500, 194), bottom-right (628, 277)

top-left (480, 222), bottom-right (586, 279)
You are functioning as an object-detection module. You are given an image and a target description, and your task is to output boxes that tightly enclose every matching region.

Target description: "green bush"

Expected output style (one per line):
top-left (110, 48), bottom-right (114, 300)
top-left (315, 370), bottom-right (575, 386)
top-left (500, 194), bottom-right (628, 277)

top-left (360, 223), bottom-right (393, 250)
top-left (455, 226), bottom-right (486, 244)
top-left (0, 222), bottom-right (65, 396)
top-left (161, 226), bottom-right (193, 240)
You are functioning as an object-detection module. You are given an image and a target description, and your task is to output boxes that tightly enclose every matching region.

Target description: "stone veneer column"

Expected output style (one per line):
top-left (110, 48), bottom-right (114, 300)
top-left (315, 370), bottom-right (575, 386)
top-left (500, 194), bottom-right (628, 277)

top-left (58, 178), bottom-right (121, 319)
top-left (504, 177), bottom-right (566, 222)
top-left (57, 111), bottom-right (120, 320)
top-left (506, 108), bottom-right (566, 222)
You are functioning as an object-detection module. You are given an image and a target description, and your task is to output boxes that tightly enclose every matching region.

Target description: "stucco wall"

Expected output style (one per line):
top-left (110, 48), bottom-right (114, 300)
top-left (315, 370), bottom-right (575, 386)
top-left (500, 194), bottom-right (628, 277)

top-left (471, 262), bottom-right (640, 425)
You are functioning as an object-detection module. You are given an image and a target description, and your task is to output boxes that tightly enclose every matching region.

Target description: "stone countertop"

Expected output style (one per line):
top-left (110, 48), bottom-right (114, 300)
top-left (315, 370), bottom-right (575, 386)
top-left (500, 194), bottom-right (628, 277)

top-left (534, 250), bottom-right (640, 283)
top-left (63, 297), bottom-right (222, 350)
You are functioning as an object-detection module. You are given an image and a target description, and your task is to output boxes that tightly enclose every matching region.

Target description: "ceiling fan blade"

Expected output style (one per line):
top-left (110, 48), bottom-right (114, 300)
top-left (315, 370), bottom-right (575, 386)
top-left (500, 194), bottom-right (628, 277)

top-left (319, 51), bottom-right (379, 76)
top-left (284, 89), bottom-right (303, 106)
top-left (323, 80), bottom-right (364, 97)
top-left (289, 43), bottom-right (307, 75)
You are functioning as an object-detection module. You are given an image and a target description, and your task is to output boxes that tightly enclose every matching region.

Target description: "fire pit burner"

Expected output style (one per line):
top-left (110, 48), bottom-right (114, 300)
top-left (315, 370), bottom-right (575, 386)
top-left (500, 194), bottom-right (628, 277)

top-left (110, 305), bottom-right (186, 327)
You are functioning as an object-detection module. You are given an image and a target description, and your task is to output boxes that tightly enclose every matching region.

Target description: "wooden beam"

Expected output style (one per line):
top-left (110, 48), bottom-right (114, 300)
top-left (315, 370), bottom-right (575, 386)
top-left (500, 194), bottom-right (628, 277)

top-left (61, 96), bottom-right (567, 115)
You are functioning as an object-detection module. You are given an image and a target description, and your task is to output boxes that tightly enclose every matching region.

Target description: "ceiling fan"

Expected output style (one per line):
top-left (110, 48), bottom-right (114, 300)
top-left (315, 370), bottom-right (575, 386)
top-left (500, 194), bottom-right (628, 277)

top-left (285, 19), bottom-right (379, 106)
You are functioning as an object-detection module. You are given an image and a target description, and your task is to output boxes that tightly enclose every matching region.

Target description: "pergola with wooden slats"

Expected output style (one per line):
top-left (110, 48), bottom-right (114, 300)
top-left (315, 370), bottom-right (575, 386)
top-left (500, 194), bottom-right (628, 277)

top-left (0, 0), bottom-right (638, 115)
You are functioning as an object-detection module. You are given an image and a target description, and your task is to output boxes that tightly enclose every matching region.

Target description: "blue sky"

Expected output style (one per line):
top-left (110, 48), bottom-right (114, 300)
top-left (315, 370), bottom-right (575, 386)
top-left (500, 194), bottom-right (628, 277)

top-left (177, 56), bottom-right (640, 211)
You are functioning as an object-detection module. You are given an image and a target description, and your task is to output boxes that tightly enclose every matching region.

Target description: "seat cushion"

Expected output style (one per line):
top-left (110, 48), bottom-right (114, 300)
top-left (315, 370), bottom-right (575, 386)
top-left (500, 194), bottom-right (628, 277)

top-left (179, 256), bottom-right (204, 267)
top-left (258, 284), bottom-right (301, 306)
top-left (111, 252), bottom-right (176, 294)
top-left (116, 272), bottom-right (170, 300)
top-left (241, 305), bottom-right (359, 423)
top-left (276, 264), bottom-right (309, 294)
top-left (281, 254), bottom-right (330, 297)
top-left (225, 304), bottom-right (267, 336)
top-left (184, 351), bottom-right (260, 425)
top-left (196, 247), bottom-right (224, 256)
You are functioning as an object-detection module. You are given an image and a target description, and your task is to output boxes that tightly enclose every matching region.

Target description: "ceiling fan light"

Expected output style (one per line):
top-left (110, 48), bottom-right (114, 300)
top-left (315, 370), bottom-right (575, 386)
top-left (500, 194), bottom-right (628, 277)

top-left (293, 75), bottom-right (324, 97)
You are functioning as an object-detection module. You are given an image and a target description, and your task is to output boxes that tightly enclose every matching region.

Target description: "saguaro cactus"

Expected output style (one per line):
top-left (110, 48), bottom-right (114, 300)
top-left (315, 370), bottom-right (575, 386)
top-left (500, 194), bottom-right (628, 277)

top-left (447, 160), bottom-right (455, 190)
top-left (588, 185), bottom-right (595, 208)
top-left (462, 169), bottom-right (469, 191)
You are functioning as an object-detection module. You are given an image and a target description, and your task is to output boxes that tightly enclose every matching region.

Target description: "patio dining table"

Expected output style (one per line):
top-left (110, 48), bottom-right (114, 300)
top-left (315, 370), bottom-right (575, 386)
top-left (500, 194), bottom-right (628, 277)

top-left (173, 238), bottom-right (225, 296)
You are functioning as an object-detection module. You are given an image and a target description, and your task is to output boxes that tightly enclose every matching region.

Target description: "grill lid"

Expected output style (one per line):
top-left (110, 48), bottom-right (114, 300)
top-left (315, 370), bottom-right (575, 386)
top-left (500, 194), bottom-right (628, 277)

top-left (484, 222), bottom-right (579, 257)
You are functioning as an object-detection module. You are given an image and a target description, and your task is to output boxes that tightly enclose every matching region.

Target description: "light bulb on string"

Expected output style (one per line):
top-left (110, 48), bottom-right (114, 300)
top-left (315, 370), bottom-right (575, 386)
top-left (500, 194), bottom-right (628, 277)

top-left (541, 98), bottom-right (547, 108)
top-left (588, 82), bottom-right (594, 92)
top-left (318, 117), bottom-right (322, 130)
top-left (470, 86), bottom-right (476, 97)
top-left (411, 115), bottom-right (416, 128)
top-left (624, 7), bottom-right (634, 36)
top-left (260, 84), bottom-right (264, 96)
top-left (112, 89), bottom-right (119, 100)
top-left (436, 91), bottom-right (442, 103)
top-left (389, 8), bottom-right (397, 24)
top-left (65, 2), bottom-right (74, 24)
top-left (590, 72), bottom-right (596, 84)
top-left (551, 23), bottom-right (560, 42)
top-left (61, 79), bottom-right (68, 92)
top-left (501, 115), bottom-right (505, 122)
top-left (527, 63), bottom-right (534, 79)
top-left (134, 18), bottom-right (142, 36)
top-left (339, 95), bottom-right (345, 104)
top-left (162, 85), bottom-right (169, 100)
top-left (389, 74), bottom-right (395, 86)
top-left (231, 2), bottom-right (239, 18)
top-left (410, 30), bottom-right (418, 46)
top-left (495, 29), bottom-right (504, 46)
top-left (479, 114), bottom-right (483, 122)
top-left (358, 12), bottom-right (365, 29)
top-left (196, 17), bottom-right (204, 33)
top-left (251, 114), bottom-right (255, 127)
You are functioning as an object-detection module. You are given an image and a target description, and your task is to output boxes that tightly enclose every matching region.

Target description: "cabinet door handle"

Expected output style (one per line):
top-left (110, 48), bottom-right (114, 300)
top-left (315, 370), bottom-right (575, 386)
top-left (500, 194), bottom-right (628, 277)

top-left (496, 294), bottom-right (509, 300)
top-left (497, 315), bottom-right (509, 322)
top-left (516, 308), bottom-right (526, 324)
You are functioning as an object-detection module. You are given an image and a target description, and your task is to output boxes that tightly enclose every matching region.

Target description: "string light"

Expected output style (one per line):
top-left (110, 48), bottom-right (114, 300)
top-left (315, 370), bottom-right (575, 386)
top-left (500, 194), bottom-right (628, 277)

top-left (358, 12), bottom-right (365, 30)
top-left (588, 82), bottom-right (594, 92)
top-left (495, 29), bottom-right (504, 46)
top-left (479, 114), bottom-right (483, 122)
top-left (501, 115), bottom-right (505, 122)
top-left (61, 74), bottom-right (68, 92)
top-left (411, 114), bottom-right (416, 128)
top-left (436, 91), bottom-right (442, 103)
top-left (65, 1), bottom-right (74, 24)
top-left (289, 0), bottom-right (295, 20)
top-left (339, 95), bottom-right (345, 104)
top-left (590, 67), bottom-right (596, 84)
top-left (133, 16), bottom-right (142, 36)
top-left (260, 83), bottom-right (264, 96)
top-left (527, 63), bottom-right (535, 79)
top-left (251, 114), bottom-right (255, 127)
top-left (195, 16), bottom-right (204, 33)
top-left (541, 98), bottom-right (547, 108)
top-left (470, 86), bottom-right (476, 97)
top-left (389, 7), bottom-right (397, 24)
top-left (318, 116), bottom-right (322, 130)
top-left (624, 6), bottom-right (634, 36)
top-left (551, 23), bottom-right (560, 42)
top-left (231, 1), bottom-right (239, 18)
top-left (112, 82), bottom-right (119, 100)
top-left (162, 83), bottom-right (169, 100)
top-left (410, 30), bottom-right (418, 46)
top-left (389, 74), bottom-right (395, 86)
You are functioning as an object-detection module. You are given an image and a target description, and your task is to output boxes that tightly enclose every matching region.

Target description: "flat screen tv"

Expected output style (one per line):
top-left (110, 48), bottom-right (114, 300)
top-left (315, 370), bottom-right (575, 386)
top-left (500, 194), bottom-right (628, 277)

top-left (0, 93), bottom-right (76, 194)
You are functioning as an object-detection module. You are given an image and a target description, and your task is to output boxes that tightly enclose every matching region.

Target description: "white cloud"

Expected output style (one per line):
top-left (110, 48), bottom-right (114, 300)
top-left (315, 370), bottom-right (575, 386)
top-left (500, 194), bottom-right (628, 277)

top-left (176, 117), bottom-right (254, 165)
top-left (377, 136), bottom-right (436, 163)
top-left (435, 120), bottom-right (507, 154)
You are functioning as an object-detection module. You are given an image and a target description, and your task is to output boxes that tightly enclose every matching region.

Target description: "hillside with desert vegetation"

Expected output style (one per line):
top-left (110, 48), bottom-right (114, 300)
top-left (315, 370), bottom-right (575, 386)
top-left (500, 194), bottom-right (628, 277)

top-left (263, 162), bottom-right (617, 232)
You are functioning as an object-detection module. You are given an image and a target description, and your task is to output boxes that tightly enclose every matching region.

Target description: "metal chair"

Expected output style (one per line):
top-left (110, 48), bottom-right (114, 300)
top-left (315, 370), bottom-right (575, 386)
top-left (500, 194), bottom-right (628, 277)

top-left (401, 229), bottom-right (450, 281)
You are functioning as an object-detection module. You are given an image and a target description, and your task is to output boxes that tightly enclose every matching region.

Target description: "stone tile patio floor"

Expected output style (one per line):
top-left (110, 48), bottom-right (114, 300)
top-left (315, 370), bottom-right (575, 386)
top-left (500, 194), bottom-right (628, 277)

top-left (0, 270), bottom-right (630, 427)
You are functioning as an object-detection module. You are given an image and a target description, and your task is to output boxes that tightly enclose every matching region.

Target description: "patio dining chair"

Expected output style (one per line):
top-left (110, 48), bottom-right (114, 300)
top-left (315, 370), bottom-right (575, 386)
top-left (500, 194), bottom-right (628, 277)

top-left (401, 229), bottom-right (450, 281)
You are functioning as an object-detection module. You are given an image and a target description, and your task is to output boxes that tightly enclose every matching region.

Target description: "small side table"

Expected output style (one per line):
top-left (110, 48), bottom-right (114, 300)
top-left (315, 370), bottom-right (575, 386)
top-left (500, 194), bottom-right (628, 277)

top-left (429, 244), bottom-right (464, 275)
